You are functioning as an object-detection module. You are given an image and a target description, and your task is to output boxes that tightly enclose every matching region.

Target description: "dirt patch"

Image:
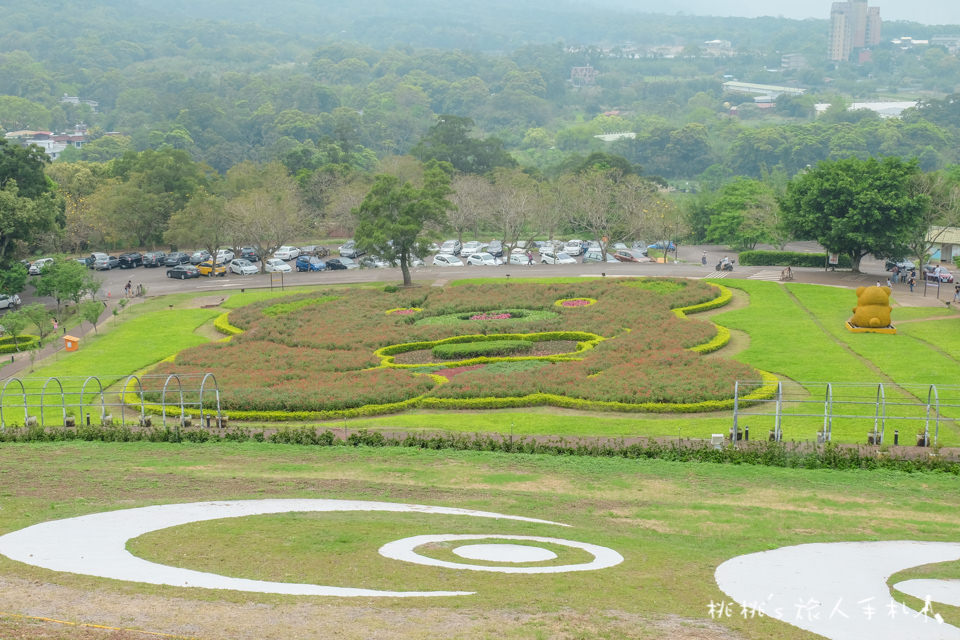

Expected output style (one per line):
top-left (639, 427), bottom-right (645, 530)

top-left (182, 295), bottom-right (226, 310)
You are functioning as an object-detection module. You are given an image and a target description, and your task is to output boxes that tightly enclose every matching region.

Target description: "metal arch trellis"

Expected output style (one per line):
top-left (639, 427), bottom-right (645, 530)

top-left (732, 380), bottom-right (954, 446)
top-left (198, 373), bottom-right (223, 428)
top-left (79, 376), bottom-right (105, 427)
top-left (0, 373), bottom-right (221, 429)
top-left (119, 374), bottom-right (146, 426)
top-left (40, 377), bottom-right (66, 428)
top-left (0, 378), bottom-right (27, 428)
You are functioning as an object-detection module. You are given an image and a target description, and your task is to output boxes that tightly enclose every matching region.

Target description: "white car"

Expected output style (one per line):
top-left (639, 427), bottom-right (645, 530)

top-left (216, 249), bottom-right (235, 263)
top-left (273, 246), bottom-right (300, 260)
top-left (508, 253), bottom-right (535, 265)
top-left (229, 259), bottom-right (258, 275)
top-left (460, 240), bottom-right (485, 258)
top-left (433, 254), bottom-right (464, 267)
top-left (0, 293), bottom-right (21, 309)
top-left (440, 239), bottom-right (461, 255)
top-left (338, 241), bottom-right (364, 258)
top-left (28, 257), bottom-right (54, 275)
top-left (540, 250), bottom-right (577, 265)
top-left (563, 240), bottom-right (584, 256)
top-left (465, 252), bottom-right (502, 266)
top-left (264, 258), bottom-right (292, 273)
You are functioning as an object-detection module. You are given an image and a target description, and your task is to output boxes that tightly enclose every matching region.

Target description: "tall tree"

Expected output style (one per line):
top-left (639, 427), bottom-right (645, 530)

top-left (411, 115), bottom-right (516, 174)
top-left (225, 162), bottom-right (304, 272)
top-left (354, 161), bottom-right (454, 286)
top-left (32, 258), bottom-right (101, 322)
top-left (780, 157), bottom-right (928, 272)
top-left (165, 189), bottom-right (233, 264)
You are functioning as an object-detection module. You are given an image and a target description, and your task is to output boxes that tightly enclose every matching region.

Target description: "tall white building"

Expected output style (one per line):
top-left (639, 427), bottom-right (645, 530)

top-left (830, 0), bottom-right (881, 62)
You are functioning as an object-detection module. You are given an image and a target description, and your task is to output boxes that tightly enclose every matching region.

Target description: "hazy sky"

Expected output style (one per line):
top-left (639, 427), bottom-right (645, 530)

top-left (625, 1), bottom-right (960, 26)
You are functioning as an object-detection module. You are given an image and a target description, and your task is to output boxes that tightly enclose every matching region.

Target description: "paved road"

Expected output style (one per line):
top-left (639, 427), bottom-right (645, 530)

top-left (14, 245), bottom-right (957, 308)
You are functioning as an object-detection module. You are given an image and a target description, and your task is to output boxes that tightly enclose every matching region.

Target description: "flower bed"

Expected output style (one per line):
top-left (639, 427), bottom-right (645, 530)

top-left (555, 297), bottom-right (596, 308)
top-left (151, 279), bottom-right (761, 415)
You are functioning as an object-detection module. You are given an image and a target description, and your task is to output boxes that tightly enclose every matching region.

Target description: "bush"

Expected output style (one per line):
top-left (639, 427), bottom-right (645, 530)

top-left (738, 251), bottom-right (852, 268)
top-left (432, 339), bottom-right (534, 359)
top-left (0, 334), bottom-right (40, 353)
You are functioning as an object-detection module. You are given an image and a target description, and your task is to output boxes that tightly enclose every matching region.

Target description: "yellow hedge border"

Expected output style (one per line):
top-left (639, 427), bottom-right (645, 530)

top-left (213, 312), bottom-right (243, 337)
top-left (671, 283), bottom-right (734, 355)
top-left (374, 331), bottom-right (605, 369)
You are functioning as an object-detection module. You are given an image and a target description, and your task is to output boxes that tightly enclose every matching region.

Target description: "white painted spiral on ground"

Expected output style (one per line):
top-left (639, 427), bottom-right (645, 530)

top-left (0, 499), bottom-right (621, 598)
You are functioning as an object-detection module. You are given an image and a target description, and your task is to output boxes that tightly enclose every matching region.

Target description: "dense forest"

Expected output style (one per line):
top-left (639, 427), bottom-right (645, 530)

top-left (1, 0), bottom-right (960, 280)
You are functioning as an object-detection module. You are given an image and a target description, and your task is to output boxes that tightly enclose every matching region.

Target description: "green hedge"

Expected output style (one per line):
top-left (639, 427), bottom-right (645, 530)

top-left (432, 339), bottom-right (533, 359)
top-left (738, 251), bottom-right (852, 268)
top-left (0, 335), bottom-right (40, 353)
top-left (5, 425), bottom-right (955, 474)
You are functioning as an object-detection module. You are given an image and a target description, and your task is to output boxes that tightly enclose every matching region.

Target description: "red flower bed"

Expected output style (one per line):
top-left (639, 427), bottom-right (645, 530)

top-left (158, 279), bottom-right (750, 412)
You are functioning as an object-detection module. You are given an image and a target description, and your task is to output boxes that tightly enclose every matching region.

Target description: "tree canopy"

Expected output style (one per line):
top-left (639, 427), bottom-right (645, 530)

top-left (779, 157), bottom-right (929, 272)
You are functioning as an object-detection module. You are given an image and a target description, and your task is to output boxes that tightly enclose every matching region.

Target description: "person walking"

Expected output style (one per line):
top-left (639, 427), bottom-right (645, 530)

top-left (526, 250), bottom-right (534, 266)
top-left (908, 275), bottom-right (916, 292)
top-left (124, 280), bottom-right (132, 298)
top-left (701, 251), bottom-right (707, 266)
top-left (954, 283), bottom-right (960, 302)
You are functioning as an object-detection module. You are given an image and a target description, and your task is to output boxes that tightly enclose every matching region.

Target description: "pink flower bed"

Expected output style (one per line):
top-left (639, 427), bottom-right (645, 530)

top-left (470, 313), bottom-right (512, 320)
top-left (561, 299), bottom-right (591, 307)
top-left (390, 308), bottom-right (417, 315)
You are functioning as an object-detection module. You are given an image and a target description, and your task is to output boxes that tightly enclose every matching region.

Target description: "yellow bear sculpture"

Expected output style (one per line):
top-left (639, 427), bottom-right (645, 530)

top-left (847, 285), bottom-right (895, 333)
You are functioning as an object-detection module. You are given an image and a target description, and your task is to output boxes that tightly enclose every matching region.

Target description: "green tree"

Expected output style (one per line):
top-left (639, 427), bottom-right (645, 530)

top-left (0, 261), bottom-right (27, 296)
top-left (20, 303), bottom-right (52, 341)
top-left (32, 259), bottom-right (101, 321)
top-left (79, 300), bottom-right (105, 334)
top-left (354, 161), bottom-right (454, 286)
top-left (780, 157), bottom-right (928, 272)
top-left (1, 309), bottom-right (28, 351)
top-left (165, 189), bottom-right (233, 266)
top-left (704, 179), bottom-right (783, 251)
top-left (411, 115), bottom-right (516, 174)
top-left (0, 180), bottom-right (63, 264)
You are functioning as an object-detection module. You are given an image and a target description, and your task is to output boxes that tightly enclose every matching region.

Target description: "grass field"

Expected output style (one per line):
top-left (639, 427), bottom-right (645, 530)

top-left (3, 441), bottom-right (960, 639)
top-left (2, 278), bottom-right (960, 639)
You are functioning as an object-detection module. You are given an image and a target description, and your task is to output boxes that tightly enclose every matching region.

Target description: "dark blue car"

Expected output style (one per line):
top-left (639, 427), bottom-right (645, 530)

top-left (296, 255), bottom-right (326, 272)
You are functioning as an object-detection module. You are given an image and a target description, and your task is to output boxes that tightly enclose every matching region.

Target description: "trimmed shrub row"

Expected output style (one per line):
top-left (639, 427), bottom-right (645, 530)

top-left (432, 339), bottom-right (533, 359)
top-left (0, 334), bottom-right (40, 353)
top-left (213, 312), bottom-right (243, 336)
top-left (3, 425), bottom-right (958, 474)
top-left (738, 250), bottom-right (853, 268)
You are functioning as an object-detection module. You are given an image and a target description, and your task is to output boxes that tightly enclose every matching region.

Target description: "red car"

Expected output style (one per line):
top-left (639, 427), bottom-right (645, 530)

top-left (923, 265), bottom-right (955, 283)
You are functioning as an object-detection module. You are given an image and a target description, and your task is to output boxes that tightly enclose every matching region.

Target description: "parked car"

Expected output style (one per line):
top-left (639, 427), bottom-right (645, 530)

top-left (90, 253), bottom-right (119, 270)
top-left (540, 250), bottom-right (577, 265)
top-left (614, 249), bottom-right (651, 263)
top-left (229, 259), bottom-right (259, 275)
top-left (325, 257), bottom-right (359, 270)
top-left (432, 254), bottom-right (464, 267)
top-left (296, 255), bottom-right (326, 272)
top-left (647, 240), bottom-right (676, 251)
top-left (460, 240), bottom-right (486, 258)
top-left (273, 246), bottom-right (300, 261)
top-left (338, 241), bottom-right (364, 258)
top-left (440, 239), bottom-right (462, 255)
top-left (299, 245), bottom-right (329, 257)
top-left (164, 252), bottom-right (191, 267)
top-left (264, 258), bottom-right (292, 273)
top-left (196, 260), bottom-right (227, 277)
top-left (584, 241), bottom-right (602, 254)
top-left (0, 293), bottom-right (21, 309)
top-left (239, 247), bottom-right (259, 262)
top-left (216, 248), bottom-right (235, 263)
top-left (28, 257), bottom-right (54, 275)
top-left (582, 250), bottom-right (619, 263)
top-left (142, 251), bottom-right (167, 267)
top-left (486, 240), bottom-right (503, 257)
top-left (360, 256), bottom-right (390, 269)
top-left (923, 264), bottom-right (955, 283)
top-left (166, 264), bottom-right (200, 279)
top-left (465, 252), bottom-right (502, 266)
top-left (612, 242), bottom-right (629, 252)
top-left (190, 250), bottom-right (211, 265)
top-left (118, 252), bottom-right (143, 268)
top-left (508, 252), bottom-right (535, 265)
top-left (885, 259), bottom-right (915, 272)
top-left (563, 240), bottom-right (584, 256)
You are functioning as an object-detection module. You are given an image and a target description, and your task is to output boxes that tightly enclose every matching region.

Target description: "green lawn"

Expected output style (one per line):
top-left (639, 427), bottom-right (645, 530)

top-left (2, 442), bottom-right (960, 639)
